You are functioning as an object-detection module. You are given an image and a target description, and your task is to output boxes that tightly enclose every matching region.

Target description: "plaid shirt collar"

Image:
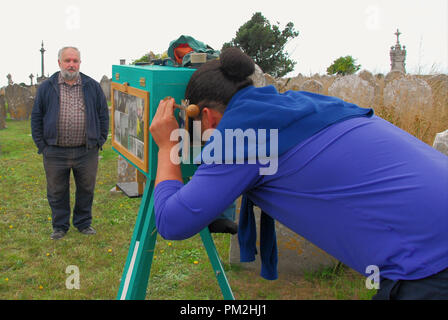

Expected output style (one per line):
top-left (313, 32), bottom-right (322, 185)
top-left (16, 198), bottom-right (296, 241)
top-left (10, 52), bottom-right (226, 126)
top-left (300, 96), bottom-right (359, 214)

top-left (58, 72), bottom-right (82, 86)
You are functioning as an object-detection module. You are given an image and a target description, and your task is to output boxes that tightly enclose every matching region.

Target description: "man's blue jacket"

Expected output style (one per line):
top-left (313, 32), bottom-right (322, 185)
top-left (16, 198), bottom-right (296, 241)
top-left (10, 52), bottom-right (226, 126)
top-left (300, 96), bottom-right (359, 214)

top-left (31, 72), bottom-right (109, 153)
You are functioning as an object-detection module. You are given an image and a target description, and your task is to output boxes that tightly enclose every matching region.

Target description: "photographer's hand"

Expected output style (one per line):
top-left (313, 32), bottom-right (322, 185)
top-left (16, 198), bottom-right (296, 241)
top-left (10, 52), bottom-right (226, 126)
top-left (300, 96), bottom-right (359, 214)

top-left (150, 97), bottom-right (183, 186)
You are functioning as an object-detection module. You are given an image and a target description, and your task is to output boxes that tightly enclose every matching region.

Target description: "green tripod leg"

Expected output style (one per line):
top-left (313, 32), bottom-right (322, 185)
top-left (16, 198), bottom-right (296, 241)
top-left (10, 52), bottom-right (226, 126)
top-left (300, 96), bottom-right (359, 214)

top-left (200, 228), bottom-right (235, 300)
top-left (117, 182), bottom-right (235, 300)
top-left (117, 179), bottom-right (156, 300)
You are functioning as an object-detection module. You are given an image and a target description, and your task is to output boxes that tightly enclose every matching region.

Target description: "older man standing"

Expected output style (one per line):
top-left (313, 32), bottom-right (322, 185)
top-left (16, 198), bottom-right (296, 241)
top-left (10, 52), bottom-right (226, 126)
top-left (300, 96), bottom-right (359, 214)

top-left (31, 47), bottom-right (109, 240)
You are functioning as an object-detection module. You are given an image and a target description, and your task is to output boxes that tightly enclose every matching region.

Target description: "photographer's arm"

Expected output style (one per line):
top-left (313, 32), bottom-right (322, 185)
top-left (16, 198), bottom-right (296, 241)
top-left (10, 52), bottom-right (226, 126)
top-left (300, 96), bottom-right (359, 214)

top-left (149, 98), bottom-right (261, 240)
top-left (150, 98), bottom-right (183, 186)
top-left (154, 163), bottom-right (261, 240)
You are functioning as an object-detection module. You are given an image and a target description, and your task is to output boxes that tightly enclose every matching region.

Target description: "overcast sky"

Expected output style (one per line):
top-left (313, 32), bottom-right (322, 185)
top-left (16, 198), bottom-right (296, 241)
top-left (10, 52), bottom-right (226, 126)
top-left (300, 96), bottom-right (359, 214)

top-left (1, 0), bottom-right (447, 87)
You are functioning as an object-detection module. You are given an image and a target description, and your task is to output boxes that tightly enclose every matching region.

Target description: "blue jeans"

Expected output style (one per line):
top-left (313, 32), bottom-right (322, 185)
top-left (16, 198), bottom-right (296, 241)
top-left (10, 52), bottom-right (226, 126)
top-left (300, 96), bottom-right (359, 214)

top-left (372, 267), bottom-right (448, 300)
top-left (43, 145), bottom-right (98, 232)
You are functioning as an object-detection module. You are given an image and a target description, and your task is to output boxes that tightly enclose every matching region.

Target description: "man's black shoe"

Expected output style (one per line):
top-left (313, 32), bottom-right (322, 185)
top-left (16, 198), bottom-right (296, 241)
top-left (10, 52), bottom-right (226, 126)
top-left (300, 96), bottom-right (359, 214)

top-left (51, 229), bottom-right (67, 240)
top-left (79, 226), bottom-right (96, 235)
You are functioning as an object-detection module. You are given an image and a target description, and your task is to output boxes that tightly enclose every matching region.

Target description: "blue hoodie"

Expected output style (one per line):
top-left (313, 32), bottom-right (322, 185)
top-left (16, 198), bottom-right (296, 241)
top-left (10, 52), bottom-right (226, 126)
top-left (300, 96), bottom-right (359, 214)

top-left (209, 85), bottom-right (373, 161)
top-left (208, 85), bottom-right (373, 279)
top-left (154, 85), bottom-right (448, 281)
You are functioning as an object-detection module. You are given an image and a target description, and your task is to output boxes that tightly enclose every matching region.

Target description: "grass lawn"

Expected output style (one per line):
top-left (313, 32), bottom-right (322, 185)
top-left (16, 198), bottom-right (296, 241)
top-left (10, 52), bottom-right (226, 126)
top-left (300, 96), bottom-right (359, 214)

top-left (0, 119), bottom-right (374, 300)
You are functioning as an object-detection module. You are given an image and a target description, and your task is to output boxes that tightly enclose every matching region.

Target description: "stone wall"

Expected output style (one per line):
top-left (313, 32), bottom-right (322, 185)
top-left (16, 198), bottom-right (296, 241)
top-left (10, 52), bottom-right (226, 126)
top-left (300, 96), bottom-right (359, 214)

top-left (266, 70), bottom-right (448, 146)
top-left (0, 75), bottom-right (112, 121)
top-left (0, 94), bottom-right (6, 129)
top-left (4, 84), bottom-right (36, 120)
top-left (269, 70), bottom-right (438, 111)
top-left (433, 129), bottom-right (448, 156)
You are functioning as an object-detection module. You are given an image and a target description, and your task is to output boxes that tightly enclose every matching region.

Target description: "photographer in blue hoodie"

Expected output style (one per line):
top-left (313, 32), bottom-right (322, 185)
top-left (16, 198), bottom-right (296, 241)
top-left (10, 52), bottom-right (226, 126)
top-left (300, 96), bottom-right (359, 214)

top-left (149, 47), bottom-right (448, 299)
top-left (31, 47), bottom-right (109, 240)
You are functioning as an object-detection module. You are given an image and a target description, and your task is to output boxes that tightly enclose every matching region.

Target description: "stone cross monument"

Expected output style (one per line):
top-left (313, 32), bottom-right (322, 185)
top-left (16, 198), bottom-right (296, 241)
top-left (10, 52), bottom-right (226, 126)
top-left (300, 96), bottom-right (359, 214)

top-left (6, 74), bottom-right (13, 85)
top-left (40, 41), bottom-right (46, 76)
top-left (37, 41), bottom-right (47, 84)
top-left (390, 29), bottom-right (406, 73)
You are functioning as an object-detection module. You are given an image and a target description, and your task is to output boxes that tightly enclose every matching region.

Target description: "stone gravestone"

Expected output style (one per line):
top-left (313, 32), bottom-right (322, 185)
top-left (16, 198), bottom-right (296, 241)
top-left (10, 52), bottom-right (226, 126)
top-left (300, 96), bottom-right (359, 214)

top-left (100, 75), bottom-right (111, 102)
top-left (0, 93), bottom-right (6, 129)
top-left (282, 74), bottom-right (305, 92)
top-left (118, 155), bottom-right (137, 183)
top-left (433, 130), bottom-right (448, 156)
top-left (384, 70), bottom-right (405, 83)
top-left (328, 74), bottom-right (375, 108)
top-left (230, 65), bottom-right (339, 277)
top-left (383, 75), bottom-right (433, 111)
top-left (263, 73), bottom-right (278, 89)
top-left (358, 70), bottom-right (381, 106)
top-left (110, 155), bottom-right (141, 197)
top-left (426, 74), bottom-right (448, 108)
top-left (299, 79), bottom-right (323, 94)
top-left (7, 74), bottom-right (13, 86)
top-left (249, 64), bottom-right (267, 88)
top-left (5, 84), bottom-right (34, 120)
top-left (230, 205), bottom-right (338, 276)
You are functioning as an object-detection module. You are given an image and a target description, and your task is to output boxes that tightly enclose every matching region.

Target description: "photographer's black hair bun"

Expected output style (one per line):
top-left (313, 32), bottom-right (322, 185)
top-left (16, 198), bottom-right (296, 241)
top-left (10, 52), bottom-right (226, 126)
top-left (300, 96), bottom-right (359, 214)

top-left (220, 47), bottom-right (255, 81)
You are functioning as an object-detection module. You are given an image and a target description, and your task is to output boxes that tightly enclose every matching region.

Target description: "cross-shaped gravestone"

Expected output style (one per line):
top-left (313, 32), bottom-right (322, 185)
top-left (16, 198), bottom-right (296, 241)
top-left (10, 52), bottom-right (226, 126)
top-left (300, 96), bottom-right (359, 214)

top-left (395, 29), bottom-right (401, 44)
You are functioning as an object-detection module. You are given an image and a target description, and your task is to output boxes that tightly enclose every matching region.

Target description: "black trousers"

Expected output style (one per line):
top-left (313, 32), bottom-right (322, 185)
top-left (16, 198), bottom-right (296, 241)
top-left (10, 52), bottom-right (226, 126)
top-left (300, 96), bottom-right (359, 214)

top-left (43, 145), bottom-right (99, 232)
top-left (373, 267), bottom-right (448, 300)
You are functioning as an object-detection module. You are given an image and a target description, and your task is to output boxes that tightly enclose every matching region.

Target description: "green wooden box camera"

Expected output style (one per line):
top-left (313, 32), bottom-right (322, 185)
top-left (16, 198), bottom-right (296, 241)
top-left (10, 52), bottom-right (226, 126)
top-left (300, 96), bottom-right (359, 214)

top-left (111, 64), bottom-right (197, 180)
top-left (113, 64), bottom-right (235, 300)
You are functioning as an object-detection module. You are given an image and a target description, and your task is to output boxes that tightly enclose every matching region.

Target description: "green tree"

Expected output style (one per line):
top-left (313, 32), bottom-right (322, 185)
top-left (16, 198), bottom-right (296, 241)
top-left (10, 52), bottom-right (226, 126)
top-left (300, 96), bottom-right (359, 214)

top-left (132, 51), bottom-right (168, 64)
top-left (326, 56), bottom-right (361, 76)
top-left (223, 12), bottom-right (299, 78)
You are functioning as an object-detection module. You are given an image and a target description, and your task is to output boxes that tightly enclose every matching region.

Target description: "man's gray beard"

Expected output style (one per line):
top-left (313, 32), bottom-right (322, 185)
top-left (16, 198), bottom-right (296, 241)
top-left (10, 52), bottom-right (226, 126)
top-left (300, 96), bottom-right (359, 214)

top-left (60, 69), bottom-right (79, 81)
